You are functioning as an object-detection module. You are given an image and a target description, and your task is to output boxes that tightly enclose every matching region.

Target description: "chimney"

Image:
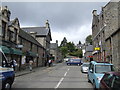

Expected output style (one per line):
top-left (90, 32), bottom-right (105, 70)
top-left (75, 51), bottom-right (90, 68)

top-left (92, 10), bottom-right (97, 16)
top-left (29, 32), bottom-right (37, 39)
top-left (56, 40), bottom-right (58, 44)
top-left (45, 20), bottom-right (50, 29)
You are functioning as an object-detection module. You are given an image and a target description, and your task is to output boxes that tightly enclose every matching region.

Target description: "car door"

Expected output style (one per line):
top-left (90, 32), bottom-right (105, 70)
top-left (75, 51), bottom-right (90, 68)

top-left (112, 75), bottom-right (120, 88)
top-left (102, 74), bottom-right (114, 89)
top-left (88, 63), bottom-right (94, 83)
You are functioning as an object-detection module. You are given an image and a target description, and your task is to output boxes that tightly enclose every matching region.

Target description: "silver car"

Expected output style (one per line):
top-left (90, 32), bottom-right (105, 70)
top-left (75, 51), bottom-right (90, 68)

top-left (81, 63), bottom-right (89, 73)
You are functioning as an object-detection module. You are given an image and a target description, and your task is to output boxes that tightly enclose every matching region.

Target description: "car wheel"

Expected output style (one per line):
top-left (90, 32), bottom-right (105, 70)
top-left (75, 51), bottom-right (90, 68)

top-left (3, 80), bottom-right (12, 90)
top-left (93, 81), bottom-right (97, 90)
top-left (78, 64), bottom-right (80, 66)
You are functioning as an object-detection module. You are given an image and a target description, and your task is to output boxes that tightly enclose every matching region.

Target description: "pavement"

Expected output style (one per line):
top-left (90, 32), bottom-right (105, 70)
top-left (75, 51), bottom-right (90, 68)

top-left (15, 63), bottom-right (57, 77)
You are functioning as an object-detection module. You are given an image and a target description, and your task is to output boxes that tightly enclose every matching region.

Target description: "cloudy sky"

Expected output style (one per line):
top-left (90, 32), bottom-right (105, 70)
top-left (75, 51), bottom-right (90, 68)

top-left (2, 1), bottom-right (109, 45)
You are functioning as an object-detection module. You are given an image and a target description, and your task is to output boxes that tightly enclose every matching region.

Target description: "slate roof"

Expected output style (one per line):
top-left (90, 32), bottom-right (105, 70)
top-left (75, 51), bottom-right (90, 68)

top-left (50, 43), bottom-right (58, 49)
top-left (19, 29), bottom-right (44, 48)
top-left (22, 27), bottom-right (49, 36)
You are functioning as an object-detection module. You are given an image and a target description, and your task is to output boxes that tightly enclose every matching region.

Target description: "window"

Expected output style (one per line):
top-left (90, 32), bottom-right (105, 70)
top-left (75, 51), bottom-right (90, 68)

top-left (89, 63), bottom-right (94, 72)
top-left (103, 74), bottom-right (114, 87)
top-left (14, 29), bottom-right (17, 42)
top-left (2, 21), bottom-right (6, 38)
top-left (0, 27), bottom-right (2, 36)
top-left (9, 31), bottom-right (14, 42)
top-left (112, 75), bottom-right (120, 88)
top-left (30, 43), bottom-right (32, 51)
top-left (95, 65), bottom-right (112, 73)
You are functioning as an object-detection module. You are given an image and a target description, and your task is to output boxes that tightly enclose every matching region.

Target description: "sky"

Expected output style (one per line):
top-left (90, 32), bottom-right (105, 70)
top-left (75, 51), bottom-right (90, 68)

top-left (2, 1), bottom-right (109, 45)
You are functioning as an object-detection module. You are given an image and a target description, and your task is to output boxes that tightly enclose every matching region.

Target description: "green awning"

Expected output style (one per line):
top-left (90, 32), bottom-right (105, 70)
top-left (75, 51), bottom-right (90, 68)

top-left (28, 51), bottom-right (37, 57)
top-left (0, 45), bottom-right (10, 54)
top-left (10, 48), bottom-right (23, 55)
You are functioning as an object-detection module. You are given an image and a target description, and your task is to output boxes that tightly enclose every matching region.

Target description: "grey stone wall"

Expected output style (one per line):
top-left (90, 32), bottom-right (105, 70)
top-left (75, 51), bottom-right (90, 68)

top-left (104, 2), bottom-right (119, 39)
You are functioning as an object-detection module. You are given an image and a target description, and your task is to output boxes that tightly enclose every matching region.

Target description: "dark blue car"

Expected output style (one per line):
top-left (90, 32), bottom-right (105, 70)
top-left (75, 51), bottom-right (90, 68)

top-left (66, 58), bottom-right (82, 66)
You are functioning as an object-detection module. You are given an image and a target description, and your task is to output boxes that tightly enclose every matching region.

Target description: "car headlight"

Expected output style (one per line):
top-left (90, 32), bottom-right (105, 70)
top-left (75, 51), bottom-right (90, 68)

top-left (0, 74), bottom-right (5, 79)
top-left (97, 77), bottom-right (102, 81)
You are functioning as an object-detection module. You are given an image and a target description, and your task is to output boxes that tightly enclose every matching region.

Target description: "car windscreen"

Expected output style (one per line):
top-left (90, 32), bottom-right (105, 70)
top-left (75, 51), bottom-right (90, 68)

top-left (95, 65), bottom-right (112, 73)
top-left (72, 59), bottom-right (80, 62)
top-left (0, 51), bottom-right (8, 67)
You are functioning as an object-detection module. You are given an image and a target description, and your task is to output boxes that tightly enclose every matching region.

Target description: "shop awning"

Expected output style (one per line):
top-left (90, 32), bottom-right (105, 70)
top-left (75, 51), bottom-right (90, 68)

top-left (9, 48), bottom-right (23, 55)
top-left (29, 51), bottom-right (37, 57)
top-left (27, 51), bottom-right (37, 57)
top-left (0, 45), bottom-right (10, 54)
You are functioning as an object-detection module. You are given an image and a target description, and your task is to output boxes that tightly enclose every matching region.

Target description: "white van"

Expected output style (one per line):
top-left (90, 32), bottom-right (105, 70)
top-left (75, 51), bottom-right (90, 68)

top-left (0, 48), bottom-right (15, 90)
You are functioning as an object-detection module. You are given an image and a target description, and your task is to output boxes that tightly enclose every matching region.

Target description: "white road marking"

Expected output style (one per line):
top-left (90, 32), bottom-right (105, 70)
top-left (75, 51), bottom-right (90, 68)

top-left (54, 68), bottom-right (69, 89)
top-left (64, 72), bottom-right (67, 77)
top-left (54, 77), bottom-right (64, 89)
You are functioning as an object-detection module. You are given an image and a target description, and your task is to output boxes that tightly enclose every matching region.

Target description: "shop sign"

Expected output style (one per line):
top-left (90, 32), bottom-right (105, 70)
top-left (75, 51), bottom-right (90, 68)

top-left (95, 47), bottom-right (100, 51)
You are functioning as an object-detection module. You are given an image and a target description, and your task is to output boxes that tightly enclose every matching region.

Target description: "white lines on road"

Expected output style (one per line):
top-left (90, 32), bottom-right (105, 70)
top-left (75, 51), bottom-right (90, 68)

top-left (54, 77), bottom-right (64, 89)
top-left (64, 72), bottom-right (67, 77)
top-left (54, 68), bottom-right (70, 89)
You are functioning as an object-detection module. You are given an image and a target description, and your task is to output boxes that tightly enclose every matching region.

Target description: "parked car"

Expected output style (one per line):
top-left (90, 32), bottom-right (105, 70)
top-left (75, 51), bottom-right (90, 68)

top-left (57, 60), bottom-right (62, 63)
top-left (0, 47), bottom-right (15, 90)
top-left (87, 61), bottom-right (114, 89)
top-left (100, 71), bottom-right (120, 89)
top-left (66, 58), bottom-right (82, 66)
top-left (64, 58), bottom-right (69, 62)
top-left (81, 62), bottom-right (89, 73)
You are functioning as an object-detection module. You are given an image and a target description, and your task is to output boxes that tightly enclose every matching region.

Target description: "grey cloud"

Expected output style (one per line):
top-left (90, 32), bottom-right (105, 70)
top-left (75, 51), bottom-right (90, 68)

top-left (2, 2), bottom-right (107, 29)
top-left (2, 2), bottom-right (107, 44)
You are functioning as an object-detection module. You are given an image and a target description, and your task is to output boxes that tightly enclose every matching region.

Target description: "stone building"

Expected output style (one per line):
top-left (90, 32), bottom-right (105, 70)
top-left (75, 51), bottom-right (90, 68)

top-left (104, 2), bottom-right (120, 71)
top-left (92, 1), bottom-right (120, 71)
top-left (84, 44), bottom-right (93, 62)
top-left (0, 6), bottom-right (45, 71)
top-left (92, 9), bottom-right (106, 62)
top-left (22, 20), bottom-right (52, 66)
top-left (50, 40), bottom-right (63, 63)
top-left (0, 6), bottom-right (23, 71)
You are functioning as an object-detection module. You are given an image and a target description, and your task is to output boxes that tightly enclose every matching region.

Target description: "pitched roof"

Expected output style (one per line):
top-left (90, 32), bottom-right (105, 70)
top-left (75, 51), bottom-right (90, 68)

top-left (19, 29), bottom-right (44, 48)
top-left (50, 43), bottom-right (58, 49)
top-left (22, 27), bottom-right (49, 36)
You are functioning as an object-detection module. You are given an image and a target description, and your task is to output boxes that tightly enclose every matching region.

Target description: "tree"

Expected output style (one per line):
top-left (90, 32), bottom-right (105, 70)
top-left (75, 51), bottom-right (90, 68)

top-left (60, 46), bottom-right (68, 58)
top-left (66, 42), bottom-right (75, 53)
top-left (85, 35), bottom-right (92, 45)
top-left (60, 37), bottom-right (67, 47)
top-left (78, 41), bottom-right (81, 45)
top-left (69, 49), bottom-right (83, 58)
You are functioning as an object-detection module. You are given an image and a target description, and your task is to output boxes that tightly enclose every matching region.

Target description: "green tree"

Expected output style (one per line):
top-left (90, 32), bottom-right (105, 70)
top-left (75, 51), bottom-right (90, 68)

top-left (69, 49), bottom-right (83, 58)
top-left (86, 35), bottom-right (92, 45)
top-left (60, 46), bottom-right (68, 58)
top-left (60, 37), bottom-right (67, 47)
top-left (78, 41), bottom-right (81, 45)
top-left (66, 42), bottom-right (75, 53)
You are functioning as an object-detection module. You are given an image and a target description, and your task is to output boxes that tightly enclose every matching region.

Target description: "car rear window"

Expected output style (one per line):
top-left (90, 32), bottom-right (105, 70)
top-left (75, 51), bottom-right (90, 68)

top-left (95, 65), bottom-right (112, 73)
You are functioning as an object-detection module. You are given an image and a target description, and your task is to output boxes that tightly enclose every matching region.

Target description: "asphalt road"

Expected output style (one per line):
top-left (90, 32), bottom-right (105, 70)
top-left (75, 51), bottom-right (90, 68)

top-left (12, 62), bottom-right (93, 89)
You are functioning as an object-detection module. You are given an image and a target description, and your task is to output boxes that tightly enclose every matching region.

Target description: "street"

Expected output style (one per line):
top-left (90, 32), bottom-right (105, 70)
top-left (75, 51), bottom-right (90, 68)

top-left (12, 62), bottom-right (93, 89)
